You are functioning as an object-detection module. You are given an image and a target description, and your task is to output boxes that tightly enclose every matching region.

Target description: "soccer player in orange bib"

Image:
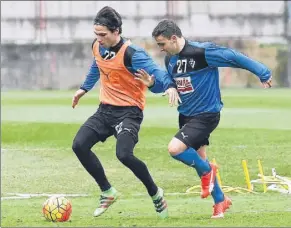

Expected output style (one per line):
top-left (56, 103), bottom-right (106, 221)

top-left (71, 6), bottom-right (179, 218)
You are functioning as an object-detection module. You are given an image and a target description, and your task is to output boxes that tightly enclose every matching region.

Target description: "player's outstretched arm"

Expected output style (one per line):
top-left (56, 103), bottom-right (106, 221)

top-left (131, 50), bottom-right (176, 93)
top-left (134, 69), bottom-right (155, 87)
top-left (135, 69), bottom-right (181, 106)
top-left (72, 89), bottom-right (86, 108)
top-left (205, 44), bottom-right (272, 88)
top-left (72, 59), bottom-right (100, 108)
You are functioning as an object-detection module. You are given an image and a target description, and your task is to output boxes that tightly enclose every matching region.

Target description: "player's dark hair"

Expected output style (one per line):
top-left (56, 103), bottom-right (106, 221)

top-left (152, 19), bottom-right (182, 39)
top-left (94, 6), bottom-right (122, 34)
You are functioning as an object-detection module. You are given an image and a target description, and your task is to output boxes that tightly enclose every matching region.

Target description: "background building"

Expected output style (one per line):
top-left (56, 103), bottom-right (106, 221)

top-left (1, 1), bottom-right (290, 89)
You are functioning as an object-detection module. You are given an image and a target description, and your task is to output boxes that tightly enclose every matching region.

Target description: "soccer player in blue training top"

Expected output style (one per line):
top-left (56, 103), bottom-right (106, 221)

top-left (71, 8), bottom-right (180, 219)
top-left (135, 19), bottom-right (272, 219)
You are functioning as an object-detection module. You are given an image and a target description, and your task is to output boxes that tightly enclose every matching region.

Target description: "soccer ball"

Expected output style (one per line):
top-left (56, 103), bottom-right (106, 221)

top-left (42, 195), bottom-right (72, 222)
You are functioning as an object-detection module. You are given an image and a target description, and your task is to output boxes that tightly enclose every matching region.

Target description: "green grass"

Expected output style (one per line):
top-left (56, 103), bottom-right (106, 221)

top-left (2, 88), bottom-right (291, 109)
top-left (1, 89), bottom-right (291, 227)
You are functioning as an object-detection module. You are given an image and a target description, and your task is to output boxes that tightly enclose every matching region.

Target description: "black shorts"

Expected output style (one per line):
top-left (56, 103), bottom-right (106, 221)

top-left (83, 103), bottom-right (143, 143)
top-left (175, 112), bottom-right (220, 150)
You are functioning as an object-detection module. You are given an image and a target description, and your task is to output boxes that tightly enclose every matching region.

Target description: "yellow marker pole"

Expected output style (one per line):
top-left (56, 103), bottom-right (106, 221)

top-left (212, 158), bottom-right (222, 186)
top-left (258, 160), bottom-right (267, 193)
top-left (242, 160), bottom-right (252, 191)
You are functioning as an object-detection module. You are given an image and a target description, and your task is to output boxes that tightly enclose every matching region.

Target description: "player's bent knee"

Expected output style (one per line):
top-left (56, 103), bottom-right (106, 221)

top-left (72, 139), bottom-right (82, 154)
top-left (72, 126), bottom-right (97, 155)
top-left (168, 142), bottom-right (181, 156)
top-left (116, 149), bottom-right (134, 165)
top-left (116, 132), bottom-right (135, 164)
top-left (72, 137), bottom-right (89, 155)
top-left (116, 152), bottom-right (132, 164)
top-left (168, 137), bottom-right (188, 156)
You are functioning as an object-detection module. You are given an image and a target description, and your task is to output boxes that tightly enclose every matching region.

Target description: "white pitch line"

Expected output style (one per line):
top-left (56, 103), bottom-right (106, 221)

top-left (1, 193), bottom-right (89, 201)
top-left (1, 148), bottom-right (65, 152)
top-left (3, 193), bottom-right (291, 215)
top-left (1, 196), bottom-right (31, 200)
top-left (1, 192), bottom-right (189, 201)
top-left (3, 191), bottom-right (291, 201)
top-left (134, 192), bottom-right (194, 196)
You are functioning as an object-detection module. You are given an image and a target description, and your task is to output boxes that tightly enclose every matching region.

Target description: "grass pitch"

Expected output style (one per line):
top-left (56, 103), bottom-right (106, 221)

top-left (1, 88), bottom-right (291, 227)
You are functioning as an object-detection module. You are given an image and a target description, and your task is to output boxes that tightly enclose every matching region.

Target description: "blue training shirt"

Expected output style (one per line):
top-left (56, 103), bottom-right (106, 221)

top-left (80, 38), bottom-right (175, 94)
top-left (165, 40), bottom-right (272, 116)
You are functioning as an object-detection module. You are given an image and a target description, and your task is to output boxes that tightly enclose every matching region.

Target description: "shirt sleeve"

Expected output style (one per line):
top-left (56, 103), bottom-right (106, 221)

top-left (205, 44), bottom-right (272, 82)
top-left (131, 50), bottom-right (176, 93)
top-left (80, 59), bottom-right (100, 92)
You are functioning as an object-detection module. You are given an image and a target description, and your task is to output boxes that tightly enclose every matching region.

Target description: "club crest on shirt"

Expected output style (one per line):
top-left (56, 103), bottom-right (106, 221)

top-left (189, 58), bottom-right (195, 68)
top-left (174, 76), bottom-right (194, 94)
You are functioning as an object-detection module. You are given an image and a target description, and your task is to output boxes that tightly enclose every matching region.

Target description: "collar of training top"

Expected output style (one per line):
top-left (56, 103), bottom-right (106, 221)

top-left (178, 39), bottom-right (189, 56)
top-left (108, 38), bottom-right (125, 53)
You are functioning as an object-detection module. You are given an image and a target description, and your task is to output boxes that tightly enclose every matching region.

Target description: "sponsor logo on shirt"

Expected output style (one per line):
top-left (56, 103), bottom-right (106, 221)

top-left (174, 77), bottom-right (194, 94)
